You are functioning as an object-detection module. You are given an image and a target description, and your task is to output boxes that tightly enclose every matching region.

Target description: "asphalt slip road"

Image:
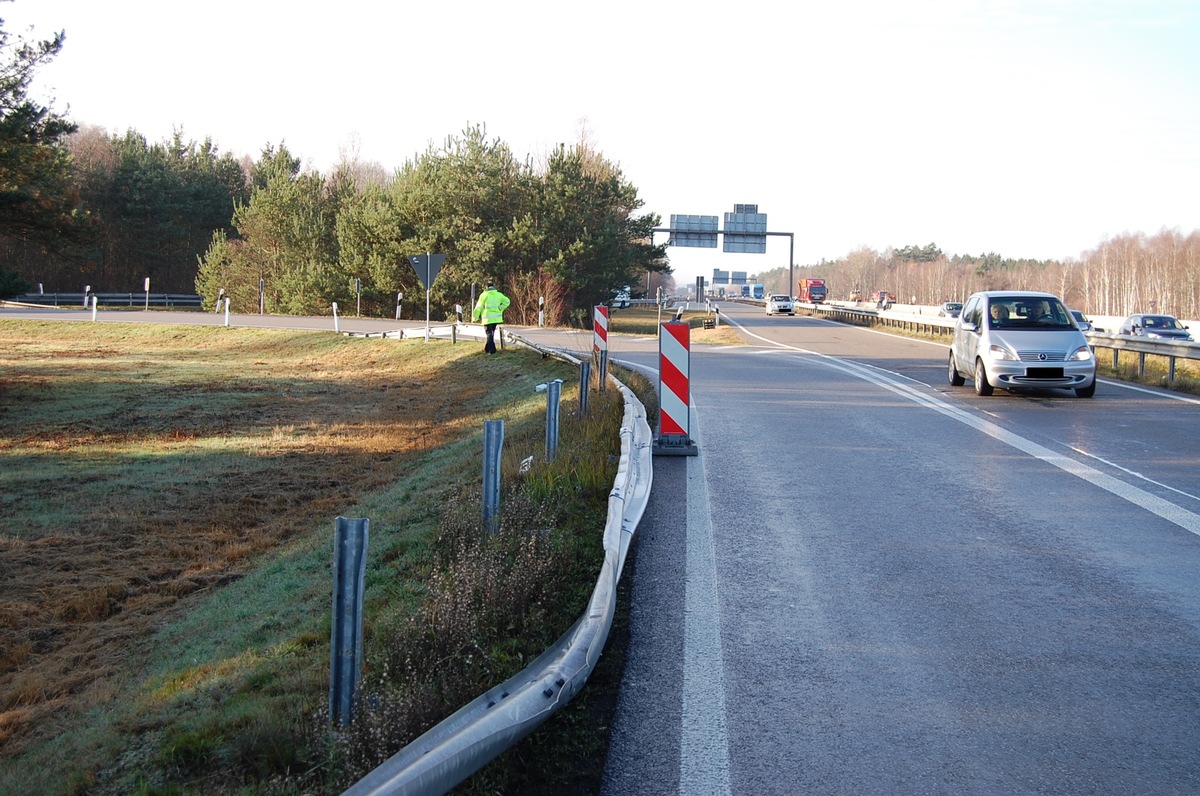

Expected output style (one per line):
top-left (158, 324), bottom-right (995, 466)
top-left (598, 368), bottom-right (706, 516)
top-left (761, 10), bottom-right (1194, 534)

top-left (574, 303), bottom-right (1200, 796)
top-left (8, 305), bottom-right (1200, 794)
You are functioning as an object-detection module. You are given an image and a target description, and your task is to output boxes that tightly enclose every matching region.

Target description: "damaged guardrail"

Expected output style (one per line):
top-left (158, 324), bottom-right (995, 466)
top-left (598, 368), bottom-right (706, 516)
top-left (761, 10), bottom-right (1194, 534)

top-left (342, 330), bottom-right (654, 796)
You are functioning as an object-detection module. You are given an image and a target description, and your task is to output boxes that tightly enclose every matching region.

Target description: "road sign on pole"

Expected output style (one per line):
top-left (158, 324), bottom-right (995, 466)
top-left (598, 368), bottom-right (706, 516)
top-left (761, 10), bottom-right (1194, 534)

top-left (408, 253), bottom-right (447, 341)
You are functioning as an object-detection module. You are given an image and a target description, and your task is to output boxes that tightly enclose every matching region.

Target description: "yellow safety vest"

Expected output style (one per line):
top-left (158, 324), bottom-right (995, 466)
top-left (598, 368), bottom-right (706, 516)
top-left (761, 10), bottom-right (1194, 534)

top-left (473, 289), bottom-right (510, 324)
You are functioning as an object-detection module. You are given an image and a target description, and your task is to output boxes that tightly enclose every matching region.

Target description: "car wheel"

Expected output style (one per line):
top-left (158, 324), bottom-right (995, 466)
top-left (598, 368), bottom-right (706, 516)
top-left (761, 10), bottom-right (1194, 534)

top-left (973, 358), bottom-right (994, 396)
top-left (1075, 381), bottom-right (1096, 398)
top-left (948, 351), bottom-right (965, 386)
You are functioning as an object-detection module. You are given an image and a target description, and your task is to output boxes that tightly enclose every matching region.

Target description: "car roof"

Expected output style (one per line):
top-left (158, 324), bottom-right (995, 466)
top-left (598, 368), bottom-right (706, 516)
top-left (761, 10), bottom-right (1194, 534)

top-left (971, 290), bottom-right (1059, 300)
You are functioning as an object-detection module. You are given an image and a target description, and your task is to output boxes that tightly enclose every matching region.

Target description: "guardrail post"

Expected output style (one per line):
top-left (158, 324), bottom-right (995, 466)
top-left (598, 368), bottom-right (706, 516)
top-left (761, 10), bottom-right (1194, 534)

top-left (330, 516), bottom-right (369, 728)
top-left (579, 360), bottom-right (591, 416)
top-left (536, 379), bottom-right (563, 462)
top-left (596, 350), bottom-right (608, 392)
top-left (482, 420), bottom-right (504, 532)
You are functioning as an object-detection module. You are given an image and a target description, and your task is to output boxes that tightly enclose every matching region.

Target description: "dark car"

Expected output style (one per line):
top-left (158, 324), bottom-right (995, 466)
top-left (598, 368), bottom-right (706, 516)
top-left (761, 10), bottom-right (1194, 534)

top-left (1118, 313), bottom-right (1193, 341)
top-left (1069, 309), bottom-right (1093, 332)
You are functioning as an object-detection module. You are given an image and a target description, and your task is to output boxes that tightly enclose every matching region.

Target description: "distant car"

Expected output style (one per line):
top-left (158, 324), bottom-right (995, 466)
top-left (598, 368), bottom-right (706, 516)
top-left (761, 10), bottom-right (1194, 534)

top-left (1069, 309), bottom-right (1093, 332)
top-left (948, 290), bottom-right (1096, 398)
top-left (766, 294), bottom-right (794, 316)
top-left (1118, 313), bottom-right (1192, 341)
top-left (938, 301), bottom-right (963, 318)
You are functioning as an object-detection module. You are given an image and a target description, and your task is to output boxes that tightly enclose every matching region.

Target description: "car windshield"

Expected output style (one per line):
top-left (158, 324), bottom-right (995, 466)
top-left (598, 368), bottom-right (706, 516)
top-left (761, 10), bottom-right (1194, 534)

top-left (988, 296), bottom-right (1074, 330)
top-left (945, 303), bottom-right (962, 311)
top-left (1143, 315), bottom-right (1181, 329)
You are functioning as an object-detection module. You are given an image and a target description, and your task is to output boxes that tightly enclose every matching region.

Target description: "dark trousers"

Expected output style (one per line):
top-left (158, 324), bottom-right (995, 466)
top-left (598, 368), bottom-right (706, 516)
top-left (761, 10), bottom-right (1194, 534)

top-left (484, 323), bottom-right (499, 353)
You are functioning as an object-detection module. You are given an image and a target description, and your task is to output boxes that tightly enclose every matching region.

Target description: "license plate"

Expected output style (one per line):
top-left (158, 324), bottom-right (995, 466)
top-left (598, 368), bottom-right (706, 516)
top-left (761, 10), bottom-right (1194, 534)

top-left (1027, 367), bottom-right (1064, 378)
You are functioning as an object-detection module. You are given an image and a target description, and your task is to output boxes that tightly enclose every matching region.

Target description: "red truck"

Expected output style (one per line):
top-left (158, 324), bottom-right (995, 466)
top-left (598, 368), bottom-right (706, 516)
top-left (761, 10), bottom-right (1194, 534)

top-left (797, 278), bottom-right (827, 304)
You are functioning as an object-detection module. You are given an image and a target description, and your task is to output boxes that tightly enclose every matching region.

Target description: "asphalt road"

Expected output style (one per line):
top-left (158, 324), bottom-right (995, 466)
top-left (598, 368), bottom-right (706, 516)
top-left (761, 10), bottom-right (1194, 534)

top-left (591, 302), bottom-right (1200, 795)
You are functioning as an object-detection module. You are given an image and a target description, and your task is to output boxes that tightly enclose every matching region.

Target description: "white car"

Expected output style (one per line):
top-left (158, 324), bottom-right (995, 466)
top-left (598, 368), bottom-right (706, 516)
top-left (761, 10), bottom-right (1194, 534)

top-left (948, 291), bottom-right (1096, 398)
top-left (766, 294), bottom-right (794, 316)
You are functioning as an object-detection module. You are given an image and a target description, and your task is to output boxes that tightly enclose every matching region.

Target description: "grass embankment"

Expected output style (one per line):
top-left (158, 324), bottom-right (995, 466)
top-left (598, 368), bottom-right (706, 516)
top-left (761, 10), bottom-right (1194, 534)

top-left (0, 320), bottom-right (655, 794)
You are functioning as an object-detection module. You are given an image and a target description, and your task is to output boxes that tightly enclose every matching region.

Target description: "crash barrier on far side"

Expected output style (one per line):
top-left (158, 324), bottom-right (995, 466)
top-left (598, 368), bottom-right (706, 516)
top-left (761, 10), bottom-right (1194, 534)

top-left (806, 304), bottom-right (1200, 386)
top-left (341, 328), bottom-right (654, 796)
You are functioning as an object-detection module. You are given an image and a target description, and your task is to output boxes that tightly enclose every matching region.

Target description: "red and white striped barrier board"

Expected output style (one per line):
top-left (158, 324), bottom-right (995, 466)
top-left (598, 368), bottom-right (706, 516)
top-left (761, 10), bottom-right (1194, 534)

top-left (593, 305), bottom-right (609, 352)
top-left (654, 321), bottom-right (698, 455)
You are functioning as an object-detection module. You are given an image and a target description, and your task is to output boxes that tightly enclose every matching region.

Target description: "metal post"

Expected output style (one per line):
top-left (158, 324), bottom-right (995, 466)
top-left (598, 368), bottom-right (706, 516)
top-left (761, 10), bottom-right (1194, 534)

top-left (332, 302), bottom-right (340, 333)
top-left (83, 285), bottom-right (90, 308)
top-left (90, 294), bottom-right (98, 321)
top-left (223, 297), bottom-right (231, 327)
top-left (597, 350), bottom-right (608, 392)
top-left (536, 379), bottom-right (563, 462)
top-left (216, 288), bottom-right (225, 313)
top-left (424, 251), bottom-right (431, 343)
top-left (259, 278), bottom-right (265, 315)
top-left (355, 279), bottom-right (362, 317)
top-left (144, 277), bottom-right (150, 310)
top-left (482, 420), bottom-right (504, 532)
top-left (330, 517), bottom-right (369, 727)
top-left (396, 292), bottom-right (403, 321)
top-left (538, 296), bottom-right (545, 328)
top-left (579, 360), bottom-right (591, 415)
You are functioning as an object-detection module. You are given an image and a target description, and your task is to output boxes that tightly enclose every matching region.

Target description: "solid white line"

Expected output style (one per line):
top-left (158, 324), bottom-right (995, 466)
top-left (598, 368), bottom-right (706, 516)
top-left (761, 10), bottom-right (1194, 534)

top-left (680, 403), bottom-right (733, 795)
top-left (730, 312), bottom-right (1200, 404)
top-left (805, 350), bottom-right (1200, 537)
top-left (727, 315), bottom-right (1200, 534)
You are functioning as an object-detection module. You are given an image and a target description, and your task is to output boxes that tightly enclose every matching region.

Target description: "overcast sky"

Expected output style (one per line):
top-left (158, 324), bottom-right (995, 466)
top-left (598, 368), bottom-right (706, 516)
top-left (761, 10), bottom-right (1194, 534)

top-left (7, 0), bottom-right (1198, 285)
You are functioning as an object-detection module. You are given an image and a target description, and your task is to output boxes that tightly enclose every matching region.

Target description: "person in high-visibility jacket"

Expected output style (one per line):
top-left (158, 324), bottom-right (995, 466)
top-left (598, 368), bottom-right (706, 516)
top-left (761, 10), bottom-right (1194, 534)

top-left (472, 281), bottom-right (511, 354)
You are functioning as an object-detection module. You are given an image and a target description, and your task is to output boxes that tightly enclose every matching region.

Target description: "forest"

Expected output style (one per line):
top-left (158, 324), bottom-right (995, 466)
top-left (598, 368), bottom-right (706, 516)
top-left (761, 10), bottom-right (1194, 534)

top-left (0, 17), bottom-right (671, 326)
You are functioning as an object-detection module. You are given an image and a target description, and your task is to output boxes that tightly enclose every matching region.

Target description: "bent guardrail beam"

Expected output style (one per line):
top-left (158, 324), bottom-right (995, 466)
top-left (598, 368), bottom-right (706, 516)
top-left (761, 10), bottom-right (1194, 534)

top-left (343, 331), bottom-right (653, 796)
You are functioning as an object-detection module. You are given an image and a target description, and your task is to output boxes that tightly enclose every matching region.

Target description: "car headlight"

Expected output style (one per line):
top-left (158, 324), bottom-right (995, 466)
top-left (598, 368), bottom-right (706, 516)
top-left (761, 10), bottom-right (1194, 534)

top-left (987, 344), bottom-right (1017, 361)
top-left (1069, 345), bottom-right (1093, 362)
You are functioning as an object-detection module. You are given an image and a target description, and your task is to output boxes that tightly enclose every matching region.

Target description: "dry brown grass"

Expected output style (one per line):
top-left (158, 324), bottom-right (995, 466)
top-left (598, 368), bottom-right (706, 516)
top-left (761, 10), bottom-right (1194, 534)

top-left (0, 320), bottom-right (603, 793)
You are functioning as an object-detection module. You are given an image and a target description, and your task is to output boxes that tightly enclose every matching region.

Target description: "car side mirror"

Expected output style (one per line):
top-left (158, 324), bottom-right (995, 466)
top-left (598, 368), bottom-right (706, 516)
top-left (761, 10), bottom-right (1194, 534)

top-left (961, 320), bottom-right (977, 332)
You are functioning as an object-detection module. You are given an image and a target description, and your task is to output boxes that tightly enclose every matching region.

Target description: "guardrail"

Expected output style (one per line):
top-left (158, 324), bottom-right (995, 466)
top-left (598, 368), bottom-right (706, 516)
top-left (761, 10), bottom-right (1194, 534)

top-left (1086, 332), bottom-right (1200, 382)
top-left (343, 328), bottom-right (654, 796)
top-left (12, 292), bottom-right (203, 309)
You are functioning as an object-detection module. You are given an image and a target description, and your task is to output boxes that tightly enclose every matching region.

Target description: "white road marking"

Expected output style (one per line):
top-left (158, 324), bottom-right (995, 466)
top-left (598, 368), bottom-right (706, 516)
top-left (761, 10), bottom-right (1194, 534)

top-left (681, 403), bottom-right (733, 795)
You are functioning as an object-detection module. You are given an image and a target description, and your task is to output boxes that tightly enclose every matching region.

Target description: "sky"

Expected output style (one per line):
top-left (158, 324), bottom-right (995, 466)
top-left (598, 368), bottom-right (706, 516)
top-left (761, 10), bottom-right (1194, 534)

top-left (5, 0), bottom-right (1198, 287)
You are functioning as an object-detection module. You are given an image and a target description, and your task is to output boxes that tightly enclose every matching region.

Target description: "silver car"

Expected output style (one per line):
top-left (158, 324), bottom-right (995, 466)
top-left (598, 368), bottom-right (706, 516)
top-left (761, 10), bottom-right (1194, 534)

top-left (765, 294), bottom-right (794, 316)
top-left (948, 291), bottom-right (1097, 398)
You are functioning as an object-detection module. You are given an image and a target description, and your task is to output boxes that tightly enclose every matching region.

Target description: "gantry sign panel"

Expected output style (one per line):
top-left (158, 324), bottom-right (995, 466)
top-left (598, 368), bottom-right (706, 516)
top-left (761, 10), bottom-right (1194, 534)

top-left (669, 214), bottom-right (719, 248)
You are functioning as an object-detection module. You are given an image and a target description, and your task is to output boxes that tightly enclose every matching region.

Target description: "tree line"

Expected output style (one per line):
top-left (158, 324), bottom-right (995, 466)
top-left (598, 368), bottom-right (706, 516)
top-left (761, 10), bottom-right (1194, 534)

top-left (756, 229), bottom-right (1200, 319)
top-left (0, 18), bottom-right (670, 325)
top-left (192, 127), bottom-right (669, 325)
